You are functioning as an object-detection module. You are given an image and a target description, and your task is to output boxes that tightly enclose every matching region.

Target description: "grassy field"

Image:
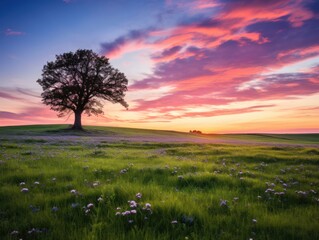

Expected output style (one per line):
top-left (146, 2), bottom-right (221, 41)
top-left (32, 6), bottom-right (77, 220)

top-left (1, 124), bottom-right (319, 144)
top-left (0, 125), bottom-right (319, 239)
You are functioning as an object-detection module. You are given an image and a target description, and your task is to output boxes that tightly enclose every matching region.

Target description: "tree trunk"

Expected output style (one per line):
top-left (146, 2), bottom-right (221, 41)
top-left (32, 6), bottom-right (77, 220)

top-left (72, 110), bottom-right (83, 130)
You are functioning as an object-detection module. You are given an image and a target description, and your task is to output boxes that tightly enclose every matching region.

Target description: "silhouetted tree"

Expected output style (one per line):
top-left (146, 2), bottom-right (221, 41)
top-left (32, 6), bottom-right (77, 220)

top-left (37, 49), bottom-right (128, 130)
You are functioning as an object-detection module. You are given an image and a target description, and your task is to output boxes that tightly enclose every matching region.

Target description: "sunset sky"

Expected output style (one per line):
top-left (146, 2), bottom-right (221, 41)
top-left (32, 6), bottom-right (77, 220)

top-left (1, 0), bottom-right (319, 133)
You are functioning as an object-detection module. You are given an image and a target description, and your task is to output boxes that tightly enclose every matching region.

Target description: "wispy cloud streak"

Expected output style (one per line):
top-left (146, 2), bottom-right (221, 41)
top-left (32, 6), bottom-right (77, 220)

top-left (4, 28), bottom-right (24, 36)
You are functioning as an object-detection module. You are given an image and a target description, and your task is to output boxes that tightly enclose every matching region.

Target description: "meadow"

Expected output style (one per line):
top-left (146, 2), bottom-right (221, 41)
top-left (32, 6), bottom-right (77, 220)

top-left (0, 125), bottom-right (319, 239)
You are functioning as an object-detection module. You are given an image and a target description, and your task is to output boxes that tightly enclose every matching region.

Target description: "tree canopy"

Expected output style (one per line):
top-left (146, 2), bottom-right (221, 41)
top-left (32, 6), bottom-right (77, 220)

top-left (37, 49), bottom-right (128, 130)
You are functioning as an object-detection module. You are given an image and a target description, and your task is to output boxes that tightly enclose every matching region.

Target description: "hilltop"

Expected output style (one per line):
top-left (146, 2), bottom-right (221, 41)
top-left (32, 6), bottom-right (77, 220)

top-left (0, 124), bottom-right (318, 147)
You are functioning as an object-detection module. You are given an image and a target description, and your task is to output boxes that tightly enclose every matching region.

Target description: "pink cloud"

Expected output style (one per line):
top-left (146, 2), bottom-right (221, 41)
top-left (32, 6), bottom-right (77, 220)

top-left (100, 28), bottom-right (154, 58)
top-left (179, 104), bottom-right (276, 118)
top-left (130, 70), bottom-right (319, 113)
top-left (4, 28), bottom-right (24, 36)
top-left (219, 0), bottom-right (314, 28)
top-left (0, 87), bottom-right (40, 102)
top-left (195, 0), bottom-right (219, 9)
top-left (0, 91), bottom-right (25, 101)
top-left (277, 45), bottom-right (319, 62)
top-left (0, 106), bottom-right (61, 125)
top-left (129, 104), bottom-right (276, 123)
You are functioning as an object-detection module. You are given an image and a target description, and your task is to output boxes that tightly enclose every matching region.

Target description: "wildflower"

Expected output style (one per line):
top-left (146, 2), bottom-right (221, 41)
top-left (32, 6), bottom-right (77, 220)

top-left (85, 209), bottom-right (91, 215)
top-left (257, 195), bottom-right (262, 199)
top-left (19, 182), bottom-right (26, 186)
top-left (21, 188), bottom-right (29, 193)
top-left (233, 197), bottom-right (239, 202)
top-left (252, 219), bottom-right (257, 224)
top-left (11, 230), bottom-right (19, 235)
top-left (116, 207), bottom-right (121, 210)
top-left (70, 189), bottom-right (77, 195)
top-left (178, 175), bottom-right (184, 180)
top-left (92, 181), bottom-right (99, 187)
top-left (71, 203), bottom-right (79, 208)
top-left (52, 177), bottom-right (56, 181)
top-left (87, 203), bottom-right (94, 209)
top-left (122, 211), bottom-right (131, 216)
top-left (296, 191), bottom-right (307, 197)
top-left (129, 200), bottom-right (137, 208)
top-left (136, 192), bottom-right (142, 199)
top-left (51, 206), bottom-right (59, 212)
top-left (145, 203), bottom-right (151, 209)
top-left (115, 212), bottom-right (121, 216)
top-left (34, 181), bottom-right (40, 185)
top-left (274, 192), bottom-right (285, 196)
top-left (28, 228), bottom-right (36, 234)
top-left (130, 209), bottom-right (137, 214)
top-left (310, 189), bottom-right (317, 194)
top-left (98, 197), bottom-right (103, 202)
top-left (220, 199), bottom-right (228, 207)
top-left (128, 220), bottom-right (134, 224)
top-left (171, 220), bottom-right (178, 224)
top-left (265, 188), bottom-right (275, 193)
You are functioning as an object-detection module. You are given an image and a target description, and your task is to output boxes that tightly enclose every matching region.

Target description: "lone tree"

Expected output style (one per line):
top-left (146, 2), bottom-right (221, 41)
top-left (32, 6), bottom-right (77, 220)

top-left (37, 49), bottom-right (128, 130)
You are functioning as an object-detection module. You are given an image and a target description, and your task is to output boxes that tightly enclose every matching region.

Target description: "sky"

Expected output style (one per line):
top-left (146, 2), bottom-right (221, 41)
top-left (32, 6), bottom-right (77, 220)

top-left (0, 0), bottom-right (319, 133)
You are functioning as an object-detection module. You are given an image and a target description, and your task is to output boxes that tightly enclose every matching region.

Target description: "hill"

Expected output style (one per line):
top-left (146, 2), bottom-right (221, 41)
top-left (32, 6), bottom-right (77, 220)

top-left (0, 124), bottom-right (318, 146)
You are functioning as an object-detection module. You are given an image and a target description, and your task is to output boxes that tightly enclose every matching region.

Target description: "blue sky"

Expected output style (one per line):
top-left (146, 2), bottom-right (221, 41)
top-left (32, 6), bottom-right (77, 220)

top-left (0, 0), bottom-right (167, 87)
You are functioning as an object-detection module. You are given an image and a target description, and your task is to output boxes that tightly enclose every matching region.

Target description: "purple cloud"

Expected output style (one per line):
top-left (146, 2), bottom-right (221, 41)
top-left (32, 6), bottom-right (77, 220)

top-left (152, 45), bottom-right (182, 60)
top-left (100, 28), bottom-right (154, 57)
top-left (0, 91), bottom-right (24, 101)
top-left (98, 0), bottom-right (319, 121)
top-left (0, 111), bottom-right (22, 119)
top-left (4, 28), bottom-right (24, 36)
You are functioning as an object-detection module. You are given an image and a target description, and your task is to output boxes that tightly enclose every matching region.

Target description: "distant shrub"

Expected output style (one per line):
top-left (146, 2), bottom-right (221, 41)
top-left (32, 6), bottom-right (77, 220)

top-left (189, 130), bottom-right (202, 134)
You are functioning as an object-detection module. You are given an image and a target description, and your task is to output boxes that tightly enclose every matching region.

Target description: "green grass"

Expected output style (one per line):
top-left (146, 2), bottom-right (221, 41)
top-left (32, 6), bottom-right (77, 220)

top-left (0, 124), bottom-right (184, 137)
top-left (1, 124), bottom-right (319, 144)
top-left (0, 125), bottom-right (318, 239)
top-left (220, 133), bottom-right (319, 143)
